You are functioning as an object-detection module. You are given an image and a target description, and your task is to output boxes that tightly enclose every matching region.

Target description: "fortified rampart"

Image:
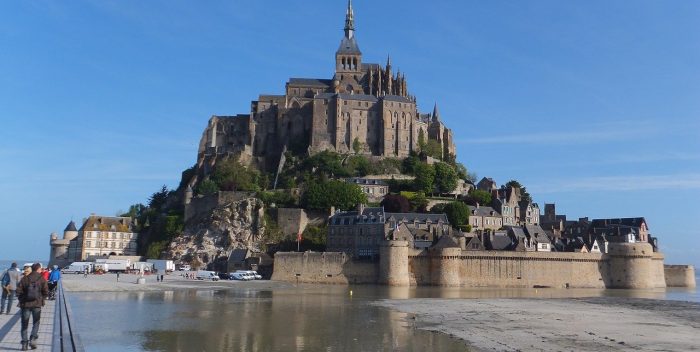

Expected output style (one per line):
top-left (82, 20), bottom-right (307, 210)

top-left (664, 265), bottom-right (696, 288)
top-left (272, 241), bottom-right (677, 288)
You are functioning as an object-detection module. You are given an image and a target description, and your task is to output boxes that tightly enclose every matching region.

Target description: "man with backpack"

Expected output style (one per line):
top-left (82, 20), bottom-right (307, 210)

top-left (1, 262), bottom-right (22, 314)
top-left (16, 263), bottom-right (49, 351)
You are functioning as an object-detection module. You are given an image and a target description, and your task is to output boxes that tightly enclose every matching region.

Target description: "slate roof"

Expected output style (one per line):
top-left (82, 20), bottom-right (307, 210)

top-left (506, 226), bottom-right (527, 240)
top-left (383, 95), bottom-right (413, 103)
top-left (386, 212), bottom-right (449, 224)
top-left (524, 225), bottom-right (551, 244)
top-left (337, 93), bottom-right (378, 102)
top-left (79, 215), bottom-right (134, 233)
top-left (467, 205), bottom-right (501, 217)
top-left (337, 36), bottom-right (361, 55)
top-left (433, 235), bottom-right (460, 249)
top-left (228, 248), bottom-right (251, 264)
top-left (330, 207), bottom-right (385, 225)
top-left (64, 221), bottom-right (77, 232)
top-left (488, 233), bottom-right (514, 250)
top-left (464, 236), bottom-right (484, 250)
top-left (346, 177), bottom-right (387, 186)
top-left (288, 78), bottom-right (333, 87)
top-left (590, 218), bottom-right (647, 231)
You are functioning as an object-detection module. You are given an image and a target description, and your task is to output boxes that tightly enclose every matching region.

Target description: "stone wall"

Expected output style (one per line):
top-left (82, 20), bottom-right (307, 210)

top-left (272, 245), bottom-right (676, 289)
top-left (271, 252), bottom-right (377, 284)
top-left (665, 265), bottom-right (696, 288)
top-left (273, 208), bottom-right (309, 236)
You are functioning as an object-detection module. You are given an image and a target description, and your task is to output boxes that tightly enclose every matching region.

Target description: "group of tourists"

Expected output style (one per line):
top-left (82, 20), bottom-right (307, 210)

top-left (1, 262), bottom-right (61, 351)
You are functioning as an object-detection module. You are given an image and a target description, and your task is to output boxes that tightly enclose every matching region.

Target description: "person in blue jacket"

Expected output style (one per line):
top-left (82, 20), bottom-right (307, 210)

top-left (47, 265), bottom-right (61, 300)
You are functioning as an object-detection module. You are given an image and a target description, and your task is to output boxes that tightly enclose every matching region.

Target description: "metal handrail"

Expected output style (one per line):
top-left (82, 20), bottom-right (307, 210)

top-left (51, 281), bottom-right (85, 352)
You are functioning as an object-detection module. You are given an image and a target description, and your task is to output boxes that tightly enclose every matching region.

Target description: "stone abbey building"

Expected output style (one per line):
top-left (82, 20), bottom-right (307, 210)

top-left (197, 1), bottom-right (456, 171)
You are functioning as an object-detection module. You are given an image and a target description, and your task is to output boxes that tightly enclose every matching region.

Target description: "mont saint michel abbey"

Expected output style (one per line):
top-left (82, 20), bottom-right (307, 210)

top-left (198, 1), bottom-right (456, 171)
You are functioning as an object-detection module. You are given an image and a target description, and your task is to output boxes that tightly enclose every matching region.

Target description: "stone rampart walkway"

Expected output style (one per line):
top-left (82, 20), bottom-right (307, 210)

top-left (0, 299), bottom-right (55, 351)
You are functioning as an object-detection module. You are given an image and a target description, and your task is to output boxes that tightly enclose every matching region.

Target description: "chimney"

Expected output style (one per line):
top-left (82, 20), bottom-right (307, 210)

top-left (476, 202), bottom-right (480, 209)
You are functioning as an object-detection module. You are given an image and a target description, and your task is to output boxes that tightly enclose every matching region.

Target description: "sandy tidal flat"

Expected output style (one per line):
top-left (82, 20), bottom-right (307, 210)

top-left (375, 297), bottom-right (700, 352)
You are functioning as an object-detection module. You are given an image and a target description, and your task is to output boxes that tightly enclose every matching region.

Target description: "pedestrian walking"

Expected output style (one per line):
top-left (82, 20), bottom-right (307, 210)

top-left (48, 265), bottom-right (61, 301)
top-left (16, 263), bottom-right (49, 351)
top-left (116, 272), bottom-right (120, 282)
top-left (160, 274), bottom-right (164, 282)
top-left (41, 267), bottom-right (49, 281)
top-left (83, 267), bottom-right (88, 278)
top-left (1, 262), bottom-right (22, 314)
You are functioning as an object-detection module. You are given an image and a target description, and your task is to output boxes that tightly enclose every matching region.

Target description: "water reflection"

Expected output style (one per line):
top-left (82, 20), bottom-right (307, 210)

top-left (69, 284), bottom-right (697, 352)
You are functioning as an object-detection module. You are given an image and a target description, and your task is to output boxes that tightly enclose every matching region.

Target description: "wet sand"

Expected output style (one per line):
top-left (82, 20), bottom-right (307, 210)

top-left (375, 297), bottom-right (700, 352)
top-left (61, 272), bottom-right (295, 292)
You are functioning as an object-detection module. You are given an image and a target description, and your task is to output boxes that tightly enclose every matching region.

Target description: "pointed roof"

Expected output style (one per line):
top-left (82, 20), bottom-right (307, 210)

top-left (337, 0), bottom-right (361, 55)
top-left (64, 221), bottom-right (77, 232)
top-left (432, 103), bottom-right (440, 122)
top-left (344, 0), bottom-right (355, 37)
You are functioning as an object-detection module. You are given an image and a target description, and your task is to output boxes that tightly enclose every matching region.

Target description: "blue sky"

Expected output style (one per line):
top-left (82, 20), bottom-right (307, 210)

top-left (1, 0), bottom-right (698, 267)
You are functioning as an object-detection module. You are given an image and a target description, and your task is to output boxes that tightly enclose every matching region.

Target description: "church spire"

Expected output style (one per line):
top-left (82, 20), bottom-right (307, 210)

top-left (432, 103), bottom-right (441, 122)
top-left (344, 0), bottom-right (355, 39)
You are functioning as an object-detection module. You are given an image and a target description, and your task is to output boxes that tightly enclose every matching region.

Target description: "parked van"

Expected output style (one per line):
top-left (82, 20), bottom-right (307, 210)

top-left (195, 270), bottom-right (219, 281)
top-left (236, 270), bottom-right (262, 280)
top-left (62, 262), bottom-right (93, 274)
top-left (229, 272), bottom-right (251, 281)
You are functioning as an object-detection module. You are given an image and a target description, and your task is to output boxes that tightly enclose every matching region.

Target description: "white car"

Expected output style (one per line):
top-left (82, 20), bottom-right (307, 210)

top-left (229, 272), bottom-right (251, 281)
top-left (236, 270), bottom-right (262, 280)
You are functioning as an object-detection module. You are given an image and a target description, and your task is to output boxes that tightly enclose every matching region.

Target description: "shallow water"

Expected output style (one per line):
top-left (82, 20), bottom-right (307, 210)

top-left (68, 283), bottom-right (698, 352)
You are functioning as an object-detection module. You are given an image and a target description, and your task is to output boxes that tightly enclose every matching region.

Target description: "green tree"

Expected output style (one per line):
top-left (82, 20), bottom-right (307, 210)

top-left (145, 240), bottom-right (167, 259)
top-left (424, 140), bottom-right (443, 160)
top-left (504, 179), bottom-right (532, 203)
top-left (148, 185), bottom-right (171, 211)
top-left (120, 203), bottom-right (146, 218)
top-left (212, 158), bottom-right (260, 192)
top-left (434, 162), bottom-right (458, 194)
top-left (196, 179), bottom-right (219, 196)
top-left (413, 162), bottom-right (435, 194)
top-left (417, 129), bottom-right (427, 152)
top-left (380, 194), bottom-right (411, 212)
top-left (468, 189), bottom-right (492, 206)
top-left (352, 137), bottom-right (361, 154)
top-left (409, 191), bottom-right (429, 212)
top-left (441, 201), bottom-right (470, 229)
top-left (301, 180), bottom-right (367, 211)
top-left (401, 152), bottom-right (421, 175)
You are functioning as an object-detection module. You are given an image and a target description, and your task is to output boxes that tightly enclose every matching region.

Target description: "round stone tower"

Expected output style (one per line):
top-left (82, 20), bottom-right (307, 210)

top-left (432, 247), bottom-right (461, 286)
top-left (606, 242), bottom-right (655, 289)
top-left (63, 220), bottom-right (78, 241)
top-left (379, 240), bottom-right (409, 286)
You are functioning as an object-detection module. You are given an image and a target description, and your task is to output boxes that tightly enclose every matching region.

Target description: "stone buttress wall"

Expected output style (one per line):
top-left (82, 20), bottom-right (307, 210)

top-left (271, 252), bottom-right (377, 284)
top-left (409, 251), bottom-right (606, 288)
top-left (379, 241), bottom-right (409, 286)
top-left (665, 265), bottom-right (696, 288)
top-left (605, 243), bottom-right (654, 289)
top-left (651, 252), bottom-right (667, 288)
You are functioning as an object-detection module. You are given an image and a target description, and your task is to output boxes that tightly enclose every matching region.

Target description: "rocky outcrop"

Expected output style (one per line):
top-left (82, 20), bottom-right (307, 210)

top-left (167, 197), bottom-right (265, 270)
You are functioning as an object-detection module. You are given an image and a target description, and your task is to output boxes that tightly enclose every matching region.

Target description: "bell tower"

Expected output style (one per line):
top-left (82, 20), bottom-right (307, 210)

top-left (335, 0), bottom-right (363, 93)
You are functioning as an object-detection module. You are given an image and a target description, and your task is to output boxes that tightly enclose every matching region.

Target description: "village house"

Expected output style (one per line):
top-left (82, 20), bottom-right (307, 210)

top-left (345, 177), bottom-right (389, 202)
top-left (467, 204), bottom-right (503, 232)
top-left (326, 205), bottom-right (451, 258)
